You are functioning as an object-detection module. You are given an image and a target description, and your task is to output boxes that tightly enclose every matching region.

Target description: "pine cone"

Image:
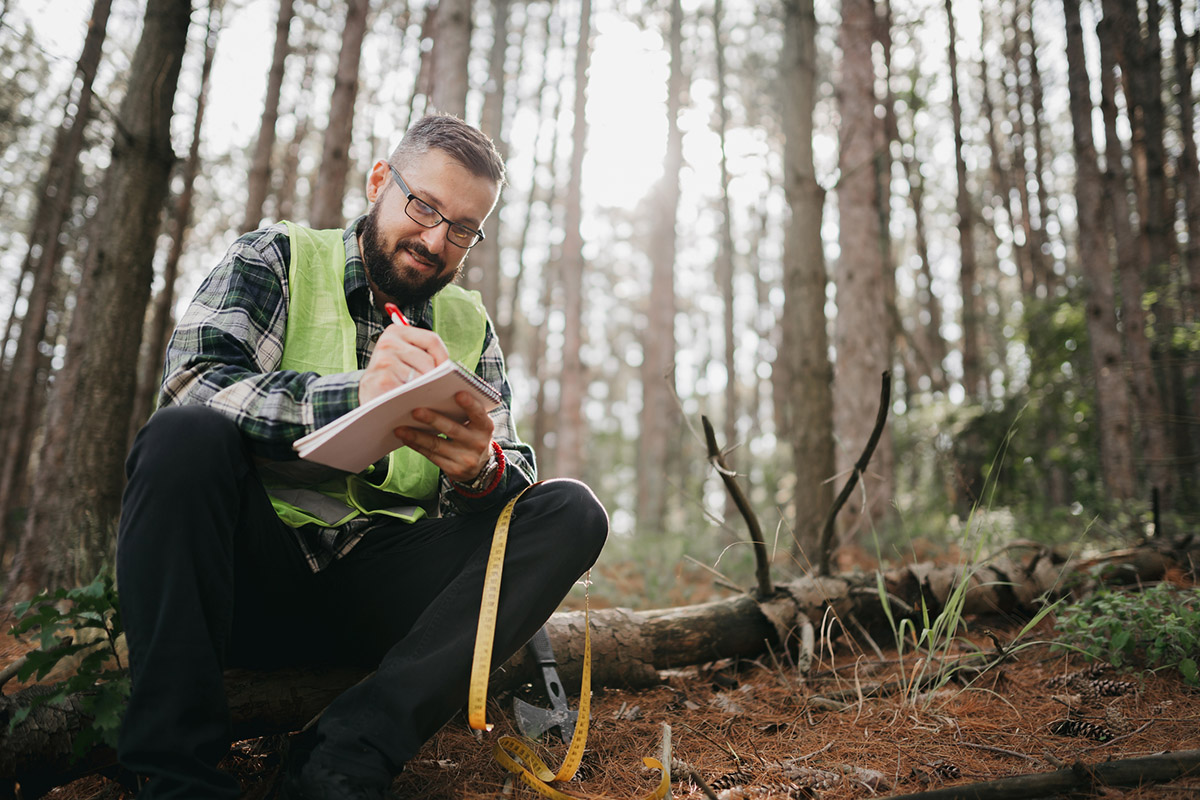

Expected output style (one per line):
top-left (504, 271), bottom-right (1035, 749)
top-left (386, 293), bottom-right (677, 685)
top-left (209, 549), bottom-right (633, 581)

top-left (710, 771), bottom-right (755, 791)
top-left (1090, 679), bottom-right (1137, 697)
top-left (1049, 718), bottom-right (1114, 741)
top-left (781, 765), bottom-right (841, 790)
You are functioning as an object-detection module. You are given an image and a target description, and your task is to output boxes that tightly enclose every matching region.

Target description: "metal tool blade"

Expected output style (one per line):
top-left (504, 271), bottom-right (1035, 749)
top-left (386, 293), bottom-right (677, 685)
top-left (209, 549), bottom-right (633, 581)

top-left (512, 626), bottom-right (578, 742)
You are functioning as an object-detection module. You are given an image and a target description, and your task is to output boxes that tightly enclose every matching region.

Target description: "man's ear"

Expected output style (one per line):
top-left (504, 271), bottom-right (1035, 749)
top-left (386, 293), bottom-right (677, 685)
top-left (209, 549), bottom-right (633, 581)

top-left (365, 160), bottom-right (390, 203)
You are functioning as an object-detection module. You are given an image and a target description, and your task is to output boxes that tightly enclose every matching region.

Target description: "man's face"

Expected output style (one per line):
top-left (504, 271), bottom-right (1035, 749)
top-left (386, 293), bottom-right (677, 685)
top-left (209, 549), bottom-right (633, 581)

top-left (360, 149), bottom-right (499, 307)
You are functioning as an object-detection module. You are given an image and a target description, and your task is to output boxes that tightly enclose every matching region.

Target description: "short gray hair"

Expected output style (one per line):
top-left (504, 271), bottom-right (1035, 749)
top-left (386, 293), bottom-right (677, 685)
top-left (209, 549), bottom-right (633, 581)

top-left (390, 114), bottom-right (506, 188)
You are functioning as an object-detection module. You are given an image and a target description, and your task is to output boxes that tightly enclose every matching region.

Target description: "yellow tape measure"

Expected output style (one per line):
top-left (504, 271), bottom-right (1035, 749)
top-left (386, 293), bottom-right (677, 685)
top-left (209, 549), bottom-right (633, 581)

top-left (465, 487), bottom-right (671, 800)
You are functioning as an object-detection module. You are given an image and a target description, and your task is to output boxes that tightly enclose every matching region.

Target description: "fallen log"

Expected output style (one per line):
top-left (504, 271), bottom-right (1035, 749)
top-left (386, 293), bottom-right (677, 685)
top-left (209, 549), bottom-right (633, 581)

top-left (2, 535), bottom-right (1196, 794)
top-left (882, 748), bottom-right (1200, 800)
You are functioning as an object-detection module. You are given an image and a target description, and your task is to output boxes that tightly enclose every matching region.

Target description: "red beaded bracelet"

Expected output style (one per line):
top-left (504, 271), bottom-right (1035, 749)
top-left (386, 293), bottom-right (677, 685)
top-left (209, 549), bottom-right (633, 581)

top-left (453, 441), bottom-right (506, 498)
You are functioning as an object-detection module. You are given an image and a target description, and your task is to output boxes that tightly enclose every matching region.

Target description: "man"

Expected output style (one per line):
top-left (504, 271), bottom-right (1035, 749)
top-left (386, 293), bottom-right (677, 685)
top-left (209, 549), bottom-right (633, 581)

top-left (116, 114), bottom-right (607, 799)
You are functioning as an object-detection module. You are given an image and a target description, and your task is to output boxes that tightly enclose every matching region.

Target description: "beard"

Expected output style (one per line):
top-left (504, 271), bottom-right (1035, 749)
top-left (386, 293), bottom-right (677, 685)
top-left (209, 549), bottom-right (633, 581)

top-left (359, 204), bottom-right (462, 307)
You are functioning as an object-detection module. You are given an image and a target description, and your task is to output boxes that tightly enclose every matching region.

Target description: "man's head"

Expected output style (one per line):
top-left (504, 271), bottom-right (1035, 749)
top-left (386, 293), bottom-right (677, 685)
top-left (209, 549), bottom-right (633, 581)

top-left (359, 114), bottom-right (505, 308)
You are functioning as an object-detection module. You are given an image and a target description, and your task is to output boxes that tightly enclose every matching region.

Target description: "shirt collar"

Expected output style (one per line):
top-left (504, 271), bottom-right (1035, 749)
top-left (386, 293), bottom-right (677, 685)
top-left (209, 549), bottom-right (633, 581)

top-left (343, 215), bottom-right (436, 328)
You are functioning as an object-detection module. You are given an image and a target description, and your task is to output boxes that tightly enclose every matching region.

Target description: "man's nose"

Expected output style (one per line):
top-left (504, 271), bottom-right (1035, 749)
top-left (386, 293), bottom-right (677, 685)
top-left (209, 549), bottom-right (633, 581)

top-left (419, 221), bottom-right (449, 254)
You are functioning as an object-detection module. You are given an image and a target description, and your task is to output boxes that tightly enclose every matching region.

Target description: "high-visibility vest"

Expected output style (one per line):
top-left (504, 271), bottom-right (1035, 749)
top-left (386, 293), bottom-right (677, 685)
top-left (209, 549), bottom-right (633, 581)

top-left (265, 221), bottom-right (489, 529)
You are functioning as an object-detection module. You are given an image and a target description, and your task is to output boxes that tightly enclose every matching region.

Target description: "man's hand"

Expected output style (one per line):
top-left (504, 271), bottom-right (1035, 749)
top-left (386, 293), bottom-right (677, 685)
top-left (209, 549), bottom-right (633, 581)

top-left (360, 324), bottom-right (450, 405)
top-left (394, 391), bottom-right (496, 484)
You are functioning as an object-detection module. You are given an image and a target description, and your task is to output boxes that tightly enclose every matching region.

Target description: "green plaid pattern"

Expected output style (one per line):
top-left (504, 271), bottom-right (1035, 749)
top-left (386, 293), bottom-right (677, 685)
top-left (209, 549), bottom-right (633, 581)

top-left (159, 218), bottom-right (535, 568)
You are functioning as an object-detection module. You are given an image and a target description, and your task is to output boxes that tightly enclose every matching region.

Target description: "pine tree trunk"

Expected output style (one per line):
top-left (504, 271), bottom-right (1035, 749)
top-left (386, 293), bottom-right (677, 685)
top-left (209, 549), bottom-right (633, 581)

top-left (781, 0), bottom-right (834, 559)
top-left (712, 0), bottom-right (740, 530)
top-left (275, 48), bottom-right (318, 222)
top-left (556, 0), bottom-right (592, 480)
top-left (465, 0), bottom-right (510, 316)
top-left (635, 0), bottom-right (682, 534)
top-left (1095, 9), bottom-right (1175, 511)
top-left (497, 5), bottom-right (557, 351)
top-left (0, 0), bottom-right (112, 562)
top-left (241, 0), bottom-right (295, 232)
top-left (130, 0), bottom-right (222, 443)
top-left (1175, 0), bottom-right (1200, 318)
top-left (1063, 0), bottom-right (1137, 500)
top-left (309, 0), bottom-right (370, 230)
top-left (3, 0), bottom-right (192, 603)
top-left (834, 0), bottom-right (893, 541)
top-left (429, 0), bottom-right (471, 117)
top-left (945, 0), bottom-right (982, 400)
top-left (1022, 5), bottom-right (1056, 295)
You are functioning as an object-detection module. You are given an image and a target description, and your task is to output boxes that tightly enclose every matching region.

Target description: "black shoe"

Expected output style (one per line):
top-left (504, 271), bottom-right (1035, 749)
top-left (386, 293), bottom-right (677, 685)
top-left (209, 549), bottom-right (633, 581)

top-left (281, 760), bottom-right (398, 800)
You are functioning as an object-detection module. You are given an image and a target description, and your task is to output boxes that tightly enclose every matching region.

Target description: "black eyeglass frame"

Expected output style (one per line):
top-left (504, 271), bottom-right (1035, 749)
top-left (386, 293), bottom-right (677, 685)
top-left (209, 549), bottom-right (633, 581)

top-left (386, 164), bottom-right (486, 249)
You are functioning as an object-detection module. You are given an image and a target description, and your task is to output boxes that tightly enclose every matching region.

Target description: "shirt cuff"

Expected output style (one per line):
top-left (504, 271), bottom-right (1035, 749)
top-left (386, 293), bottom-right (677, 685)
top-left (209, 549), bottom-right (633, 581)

top-left (307, 370), bottom-right (363, 432)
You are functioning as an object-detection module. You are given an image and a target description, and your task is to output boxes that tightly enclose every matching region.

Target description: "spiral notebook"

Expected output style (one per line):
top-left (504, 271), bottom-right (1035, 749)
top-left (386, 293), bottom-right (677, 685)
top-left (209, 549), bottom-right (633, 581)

top-left (293, 360), bottom-right (502, 472)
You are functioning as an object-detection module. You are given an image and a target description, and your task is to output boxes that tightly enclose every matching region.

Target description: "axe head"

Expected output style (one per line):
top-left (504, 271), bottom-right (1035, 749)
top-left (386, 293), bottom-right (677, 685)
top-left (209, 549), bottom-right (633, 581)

top-left (512, 695), bottom-right (578, 742)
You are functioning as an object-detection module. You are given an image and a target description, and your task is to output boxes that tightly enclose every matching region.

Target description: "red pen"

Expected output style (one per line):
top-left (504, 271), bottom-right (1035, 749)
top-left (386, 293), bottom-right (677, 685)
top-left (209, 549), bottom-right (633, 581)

top-left (384, 302), bottom-right (410, 327)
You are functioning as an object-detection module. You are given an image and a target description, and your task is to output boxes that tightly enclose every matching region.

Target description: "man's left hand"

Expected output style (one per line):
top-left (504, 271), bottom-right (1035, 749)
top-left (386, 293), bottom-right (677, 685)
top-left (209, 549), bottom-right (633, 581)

top-left (394, 390), bottom-right (496, 484)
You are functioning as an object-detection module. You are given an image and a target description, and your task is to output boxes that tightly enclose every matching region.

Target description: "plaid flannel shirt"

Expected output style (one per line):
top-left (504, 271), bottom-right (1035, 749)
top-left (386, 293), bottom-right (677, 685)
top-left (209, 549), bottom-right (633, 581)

top-left (159, 218), bottom-right (536, 570)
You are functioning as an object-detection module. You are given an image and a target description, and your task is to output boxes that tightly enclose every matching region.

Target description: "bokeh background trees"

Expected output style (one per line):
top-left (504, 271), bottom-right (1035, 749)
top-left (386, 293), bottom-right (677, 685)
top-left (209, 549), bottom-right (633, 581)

top-left (1, 0), bottom-right (1196, 604)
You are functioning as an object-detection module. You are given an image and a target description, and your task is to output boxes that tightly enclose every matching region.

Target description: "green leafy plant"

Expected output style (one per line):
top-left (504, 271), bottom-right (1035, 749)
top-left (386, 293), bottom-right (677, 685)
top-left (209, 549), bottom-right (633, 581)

top-left (1051, 583), bottom-right (1200, 685)
top-left (7, 573), bottom-right (129, 755)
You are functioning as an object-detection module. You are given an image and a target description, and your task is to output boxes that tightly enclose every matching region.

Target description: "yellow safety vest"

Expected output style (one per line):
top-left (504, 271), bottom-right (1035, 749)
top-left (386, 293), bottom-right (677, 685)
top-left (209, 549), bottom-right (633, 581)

top-left (265, 221), bottom-right (489, 529)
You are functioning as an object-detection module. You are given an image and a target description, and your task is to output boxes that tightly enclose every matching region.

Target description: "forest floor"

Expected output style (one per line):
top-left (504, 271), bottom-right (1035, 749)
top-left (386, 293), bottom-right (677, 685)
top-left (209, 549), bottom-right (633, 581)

top-left (4, 570), bottom-right (1199, 799)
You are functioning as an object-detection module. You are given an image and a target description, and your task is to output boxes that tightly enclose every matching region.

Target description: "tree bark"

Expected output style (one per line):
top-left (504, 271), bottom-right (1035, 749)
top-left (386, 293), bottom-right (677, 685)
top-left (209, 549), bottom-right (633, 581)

top-left (1173, 0), bottom-right (1200, 319)
top-left (241, 0), bottom-right (295, 232)
top-left (834, 0), bottom-right (893, 542)
top-left (780, 0), bottom-right (834, 560)
top-left (555, 0), bottom-right (592, 480)
top-left (429, 0), bottom-right (471, 117)
top-left (945, 0), bottom-right (982, 401)
top-left (464, 0), bottom-right (510, 316)
top-left (309, 0), bottom-right (370, 230)
top-left (4, 536), bottom-right (1196, 792)
top-left (0, 0), bottom-right (112, 565)
top-left (713, 0), bottom-right (740, 530)
top-left (275, 46), bottom-right (318, 222)
top-left (1096, 2), bottom-right (1176, 511)
top-left (3, 0), bottom-right (191, 603)
top-left (498, 2), bottom-right (559, 352)
top-left (882, 750), bottom-right (1200, 800)
top-left (635, 0), bottom-right (682, 534)
top-left (1063, 0), bottom-right (1137, 501)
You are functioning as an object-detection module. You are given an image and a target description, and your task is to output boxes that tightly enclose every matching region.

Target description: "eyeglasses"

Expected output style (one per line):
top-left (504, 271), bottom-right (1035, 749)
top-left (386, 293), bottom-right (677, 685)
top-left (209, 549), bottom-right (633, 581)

top-left (387, 164), bottom-right (485, 249)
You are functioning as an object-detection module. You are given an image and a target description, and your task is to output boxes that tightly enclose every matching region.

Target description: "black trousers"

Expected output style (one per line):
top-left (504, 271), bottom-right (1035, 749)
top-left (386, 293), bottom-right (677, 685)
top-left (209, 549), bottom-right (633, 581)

top-left (116, 406), bottom-right (607, 798)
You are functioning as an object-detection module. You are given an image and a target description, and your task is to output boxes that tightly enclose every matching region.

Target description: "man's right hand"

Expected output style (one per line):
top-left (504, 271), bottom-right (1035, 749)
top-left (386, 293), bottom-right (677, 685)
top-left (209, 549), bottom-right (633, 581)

top-left (359, 324), bottom-right (450, 405)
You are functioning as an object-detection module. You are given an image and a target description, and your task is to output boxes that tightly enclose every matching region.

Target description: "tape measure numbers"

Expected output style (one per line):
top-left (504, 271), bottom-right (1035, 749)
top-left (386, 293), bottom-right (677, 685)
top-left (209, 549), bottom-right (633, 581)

top-left (465, 486), bottom-right (670, 800)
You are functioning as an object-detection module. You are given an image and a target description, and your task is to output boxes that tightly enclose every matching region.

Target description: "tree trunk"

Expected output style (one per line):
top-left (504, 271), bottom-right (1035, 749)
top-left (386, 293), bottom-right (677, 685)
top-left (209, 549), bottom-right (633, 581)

top-left (241, 0), bottom-right (295, 232)
top-left (635, 0), bottom-right (682, 534)
top-left (464, 0), bottom-right (510, 316)
top-left (0, 0), bottom-right (112, 562)
top-left (4, 0), bottom-right (190, 602)
top-left (713, 0), bottom-right (740, 531)
top-left (834, 0), bottom-right (893, 541)
top-left (1022, 4), bottom-right (1056, 295)
top-left (1063, 0), bottom-right (1137, 501)
top-left (309, 0), bottom-right (370, 230)
top-left (429, 0), bottom-right (471, 117)
top-left (555, 0), bottom-right (592, 480)
top-left (275, 46), bottom-right (318, 222)
top-left (130, 0), bottom-right (222, 443)
top-left (945, 0), bottom-right (982, 401)
top-left (5, 536), bottom-right (1196, 793)
top-left (1175, 0), bottom-right (1200, 319)
top-left (781, 0), bottom-right (834, 560)
top-left (1096, 1), bottom-right (1177, 511)
top-left (1107, 0), bottom-right (1196, 510)
top-left (498, 2), bottom-right (559, 352)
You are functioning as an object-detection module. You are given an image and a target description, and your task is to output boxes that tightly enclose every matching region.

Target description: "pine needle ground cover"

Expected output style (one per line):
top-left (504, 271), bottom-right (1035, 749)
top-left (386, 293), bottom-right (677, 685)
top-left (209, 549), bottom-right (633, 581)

top-left (20, 607), bottom-right (1200, 799)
